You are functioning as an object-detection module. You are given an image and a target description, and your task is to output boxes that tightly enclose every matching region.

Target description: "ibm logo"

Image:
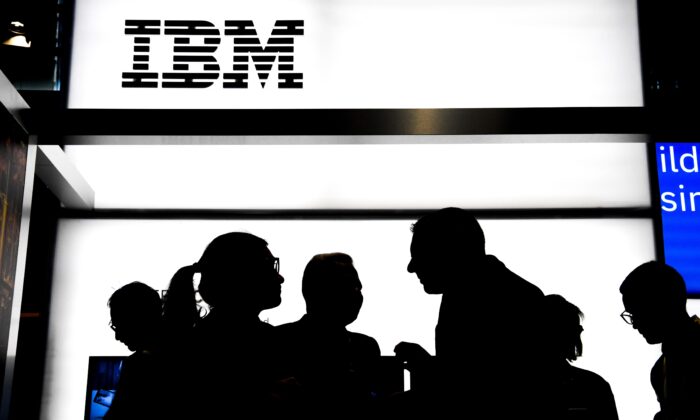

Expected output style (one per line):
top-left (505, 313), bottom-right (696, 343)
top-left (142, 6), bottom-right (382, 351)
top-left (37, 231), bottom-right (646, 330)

top-left (122, 20), bottom-right (304, 89)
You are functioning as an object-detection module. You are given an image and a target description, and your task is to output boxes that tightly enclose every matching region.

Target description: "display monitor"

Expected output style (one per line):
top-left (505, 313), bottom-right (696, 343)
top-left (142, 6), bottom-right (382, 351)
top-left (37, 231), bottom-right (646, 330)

top-left (83, 357), bottom-right (123, 420)
top-left (656, 142), bottom-right (700, 295)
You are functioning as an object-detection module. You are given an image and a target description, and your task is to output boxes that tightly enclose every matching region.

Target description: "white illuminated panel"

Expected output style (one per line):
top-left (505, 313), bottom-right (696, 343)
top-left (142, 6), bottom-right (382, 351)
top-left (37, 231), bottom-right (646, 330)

top-left (63, 142), bottom-right (650, 209)
top-left (687, 300), bottom-right (700, 319)
top-left (67, 0), bottom-right (643, 109)
top-left (44, 218), bottom-right (656, 420)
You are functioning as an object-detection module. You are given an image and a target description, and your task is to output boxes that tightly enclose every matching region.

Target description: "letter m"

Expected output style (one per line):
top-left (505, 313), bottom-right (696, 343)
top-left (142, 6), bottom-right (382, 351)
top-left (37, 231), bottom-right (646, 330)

top-left (224, 20), bottom-right (303, 89)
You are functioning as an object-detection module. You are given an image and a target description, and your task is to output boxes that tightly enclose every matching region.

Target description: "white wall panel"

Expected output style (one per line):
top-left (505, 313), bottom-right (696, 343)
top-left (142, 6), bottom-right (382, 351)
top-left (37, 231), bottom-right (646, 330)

top-left (44, 217), bottom-right (657, 420)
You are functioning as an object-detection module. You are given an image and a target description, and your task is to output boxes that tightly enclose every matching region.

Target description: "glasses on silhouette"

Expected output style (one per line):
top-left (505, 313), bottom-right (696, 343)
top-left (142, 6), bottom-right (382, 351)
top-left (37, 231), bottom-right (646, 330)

top-left (109, 320), bottom-right (118, 332)
top-left (238, 257), bottom-right (279, 274)
top-left (620, 311), bottom-right (634, 325)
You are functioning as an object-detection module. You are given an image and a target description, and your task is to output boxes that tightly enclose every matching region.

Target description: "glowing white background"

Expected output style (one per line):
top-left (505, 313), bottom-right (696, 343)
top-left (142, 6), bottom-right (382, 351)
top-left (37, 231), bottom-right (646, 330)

top-left (63, 142), bottom-right (651, 209)
top-left (67, 0), bottom-right (643, 109)
top-left (44, 218), bottom-right (659, 420)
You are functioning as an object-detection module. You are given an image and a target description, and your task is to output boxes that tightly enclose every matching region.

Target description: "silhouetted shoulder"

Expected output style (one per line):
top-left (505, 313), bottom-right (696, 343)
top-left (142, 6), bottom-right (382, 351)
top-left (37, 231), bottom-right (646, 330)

top-left (105, 352), bottom-right (165, 420)
top-left (567, 365), bottom-right (613, 391)
top-left (274, 318), bottom-right (310, 349)
top-left (480, 255), bottom-right (544, 297)
top-left (562, 365), bottom-right (619, 420)
top-left (196, 311), bottom-right (273, 334)
top-left (276, 317), bottom-right (379, 356)
top-left (348, 331), bottom-right (381, 356)
top-left (275, 318), bottom-right (302, 334)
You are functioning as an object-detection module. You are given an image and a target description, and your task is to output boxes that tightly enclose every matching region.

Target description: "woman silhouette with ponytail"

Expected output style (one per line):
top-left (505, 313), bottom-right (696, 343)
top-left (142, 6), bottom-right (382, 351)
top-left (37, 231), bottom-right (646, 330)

top-left (163, 232), bottom-right (285, 418)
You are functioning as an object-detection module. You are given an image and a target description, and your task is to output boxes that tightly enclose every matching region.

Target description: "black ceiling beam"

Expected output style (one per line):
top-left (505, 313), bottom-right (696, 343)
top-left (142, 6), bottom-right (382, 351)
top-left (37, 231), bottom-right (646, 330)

top-left (25, 107), bottom-right (654, 137)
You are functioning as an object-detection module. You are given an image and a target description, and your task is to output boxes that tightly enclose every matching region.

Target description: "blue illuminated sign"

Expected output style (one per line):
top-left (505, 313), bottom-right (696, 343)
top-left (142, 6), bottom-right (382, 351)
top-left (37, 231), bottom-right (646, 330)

top-left (657, 143), bottom-right (700, 295)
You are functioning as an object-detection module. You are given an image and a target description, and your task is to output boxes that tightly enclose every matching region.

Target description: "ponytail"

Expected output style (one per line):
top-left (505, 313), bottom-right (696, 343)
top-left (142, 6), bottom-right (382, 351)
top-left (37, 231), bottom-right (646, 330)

top-left (163, 264), bottom-right (200, 334)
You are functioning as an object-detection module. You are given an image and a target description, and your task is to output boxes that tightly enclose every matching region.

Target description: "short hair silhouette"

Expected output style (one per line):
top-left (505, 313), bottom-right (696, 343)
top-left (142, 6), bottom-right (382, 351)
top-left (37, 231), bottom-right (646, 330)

top-left (109, 281), bottom-right (161, 317)
top-left (397, 207), bottom-right (546, 417)
top-left (542, 294), bottom-right (620, 420)
top-left (275, 252), bottom-right (380, 412)
top-left (105, 282), bottom-right (168, 420)
top-left (301, 252), bottom-right (362, 325)
top-left (620, 261), bottom-right (700, 420)
top-left (620, 261), bottom-right (687, 310)
top-left (542, 294), bottom-right (584, 361)
top-left (302, 252), bottom-right (355, 297)
top-left (410, 207), bottom-right (485, 256)
top-left (195, 231), bottom-right (270, 308)
top-left (108, 281), bottom-right (162, 351)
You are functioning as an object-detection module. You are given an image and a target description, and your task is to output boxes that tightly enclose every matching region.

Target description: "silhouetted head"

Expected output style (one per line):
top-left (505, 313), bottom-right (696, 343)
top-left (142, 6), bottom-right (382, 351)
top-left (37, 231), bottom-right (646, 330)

top-left (407, 207), bottom-right (485, 294)
top-left (542, 294), bottom-right (584, 362)
top-left (108, 282), bottom-right (162, 352)
top-left (302, 253), bottom-right (363, 327)
top-left (620, 261), bottom-right (688, 344)
top-left (196, 232), bottom-right (283, 315)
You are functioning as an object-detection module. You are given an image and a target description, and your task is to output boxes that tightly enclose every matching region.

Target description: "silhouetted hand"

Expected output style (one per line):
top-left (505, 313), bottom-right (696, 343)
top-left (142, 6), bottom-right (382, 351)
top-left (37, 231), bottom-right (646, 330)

top-left (394, 342), bottom-right (431, 371)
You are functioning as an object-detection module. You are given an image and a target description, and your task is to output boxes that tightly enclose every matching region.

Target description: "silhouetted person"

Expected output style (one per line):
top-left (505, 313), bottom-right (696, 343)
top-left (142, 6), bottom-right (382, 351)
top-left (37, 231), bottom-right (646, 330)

top-left (276, 253), bottom-right (381, 413)
top-left (620, 261), bottom-right (700, 420)
top-left (104, 281), bottom-right (165, 420)
top-left (542, 294), bottom-right (619, 420)
top-left (164, 232), bottom-right (285, 418)
top-left (393, 207), bottom-right (547, 418)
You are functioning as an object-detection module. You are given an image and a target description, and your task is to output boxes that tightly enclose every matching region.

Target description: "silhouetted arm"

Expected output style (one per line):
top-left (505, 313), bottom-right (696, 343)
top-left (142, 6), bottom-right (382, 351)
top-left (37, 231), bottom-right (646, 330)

top-left (394, 342), bottom-right (431, 370)
top-left (600, 380), bottom-right (620, 420)
top-left (394, 341), bottom-right (436, 391)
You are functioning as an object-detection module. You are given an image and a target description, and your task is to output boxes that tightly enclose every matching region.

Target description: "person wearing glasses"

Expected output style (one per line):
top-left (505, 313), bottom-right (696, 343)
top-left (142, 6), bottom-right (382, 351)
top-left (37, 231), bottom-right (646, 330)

top-left (393, 207), bottom-right (549, 418)
top-left (620, 261), bottom-right (700, 420)
top-left (541, 294), bottom-right (619, 420)
top-left (275, 253), bottom-right (381, 414)
top-left (105, 281), bottom-right (166, 420)
top-left (163, 232), bottom-right (285, 418)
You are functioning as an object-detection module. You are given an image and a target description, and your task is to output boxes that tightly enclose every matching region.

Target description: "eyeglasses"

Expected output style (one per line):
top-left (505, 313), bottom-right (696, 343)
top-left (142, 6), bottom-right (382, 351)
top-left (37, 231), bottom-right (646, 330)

top-left (271, 257), bottom-right (280, 273)
top-left (620, 311), bottom-right (634, 325)
top-left (109, 320), bottom-right (117, 332)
